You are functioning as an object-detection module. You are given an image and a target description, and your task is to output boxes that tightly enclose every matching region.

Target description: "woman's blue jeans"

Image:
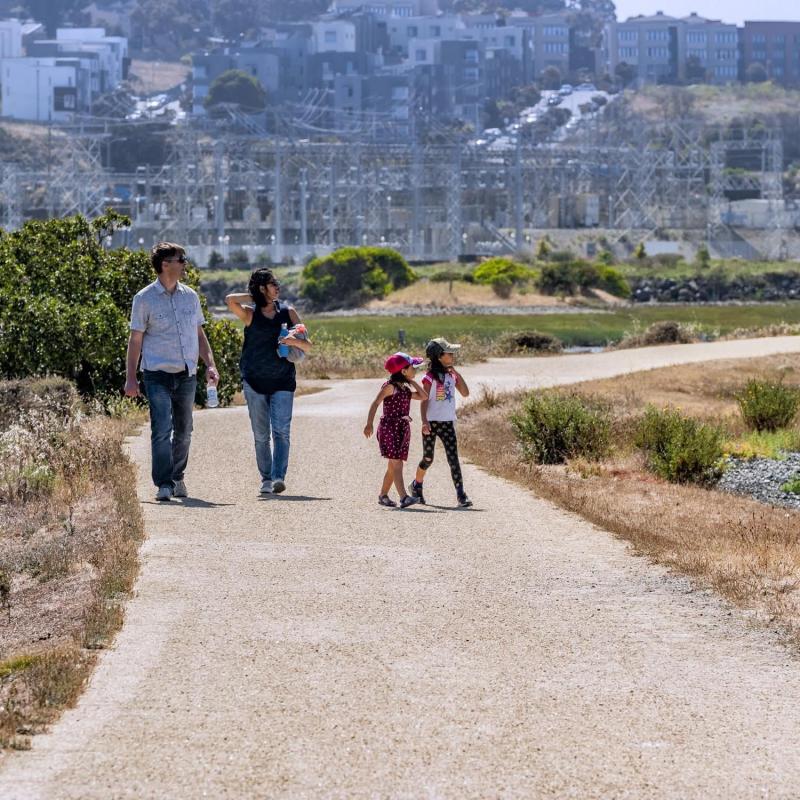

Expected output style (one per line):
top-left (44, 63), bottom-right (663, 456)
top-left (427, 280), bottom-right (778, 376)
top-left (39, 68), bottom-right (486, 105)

top-left (243, 381), bottom-right (294, 482)
top-left (143, 369), bottom-right (196, 489)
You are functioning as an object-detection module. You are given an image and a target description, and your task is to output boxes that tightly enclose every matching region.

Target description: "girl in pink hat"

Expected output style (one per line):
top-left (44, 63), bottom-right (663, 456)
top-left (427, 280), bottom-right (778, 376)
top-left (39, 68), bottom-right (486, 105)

top-left (363, 352), bottom-right (428, 508)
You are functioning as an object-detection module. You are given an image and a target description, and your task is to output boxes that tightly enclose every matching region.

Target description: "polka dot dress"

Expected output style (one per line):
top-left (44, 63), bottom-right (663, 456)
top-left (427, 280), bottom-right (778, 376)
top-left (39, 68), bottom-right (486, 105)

top-left (377, 382), bottom-right (412, 461)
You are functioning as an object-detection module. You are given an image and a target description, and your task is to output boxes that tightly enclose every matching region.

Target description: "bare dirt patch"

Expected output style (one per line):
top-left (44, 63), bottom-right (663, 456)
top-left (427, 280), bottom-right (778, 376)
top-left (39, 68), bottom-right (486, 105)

top-left (128, 59), bottom-right (189, 94)
top-left (460, 353), bottom-right (800, 644)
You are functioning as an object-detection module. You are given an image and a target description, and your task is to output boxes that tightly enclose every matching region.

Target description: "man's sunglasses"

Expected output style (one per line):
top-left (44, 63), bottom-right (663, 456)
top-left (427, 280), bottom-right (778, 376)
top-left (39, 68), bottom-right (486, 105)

top-left (164, 255), bottom-right (186, 264)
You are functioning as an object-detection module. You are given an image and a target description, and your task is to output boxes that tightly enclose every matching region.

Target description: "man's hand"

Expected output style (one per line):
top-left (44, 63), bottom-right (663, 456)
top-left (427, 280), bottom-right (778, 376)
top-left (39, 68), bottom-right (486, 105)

top-left (206, 366), bottom-right (220, 386)
top-left (124, 377), bottom-right (140, 398)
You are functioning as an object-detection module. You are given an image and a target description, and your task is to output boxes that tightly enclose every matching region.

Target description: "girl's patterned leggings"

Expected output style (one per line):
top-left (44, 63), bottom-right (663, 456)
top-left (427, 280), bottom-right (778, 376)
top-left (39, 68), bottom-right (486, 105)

top-left (418, 421), bottom-right (463, 489)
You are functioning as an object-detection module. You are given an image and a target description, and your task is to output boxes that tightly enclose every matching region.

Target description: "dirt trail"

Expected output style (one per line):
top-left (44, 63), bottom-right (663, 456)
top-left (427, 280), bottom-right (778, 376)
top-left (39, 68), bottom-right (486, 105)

top-left (2, 337), bottom-right (800, 798)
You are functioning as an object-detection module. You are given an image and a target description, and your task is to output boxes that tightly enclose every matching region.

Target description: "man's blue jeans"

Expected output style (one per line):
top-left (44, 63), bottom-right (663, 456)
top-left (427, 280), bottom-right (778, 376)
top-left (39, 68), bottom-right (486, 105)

top-left (143, 369), bottom-right (196, 489)
top-left (243, 381), bottom-right (294, 482)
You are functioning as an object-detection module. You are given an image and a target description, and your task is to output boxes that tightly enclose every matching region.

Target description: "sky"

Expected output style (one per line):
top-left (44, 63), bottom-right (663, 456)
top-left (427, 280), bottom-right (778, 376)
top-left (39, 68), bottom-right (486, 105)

top-left (613, 0), bottom-right (800, 25)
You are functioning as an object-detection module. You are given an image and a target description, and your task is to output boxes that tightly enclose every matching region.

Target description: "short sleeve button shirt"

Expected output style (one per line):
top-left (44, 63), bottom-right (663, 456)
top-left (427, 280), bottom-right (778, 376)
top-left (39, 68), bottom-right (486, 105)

top-left (130, 280), bottom-right (205, 374)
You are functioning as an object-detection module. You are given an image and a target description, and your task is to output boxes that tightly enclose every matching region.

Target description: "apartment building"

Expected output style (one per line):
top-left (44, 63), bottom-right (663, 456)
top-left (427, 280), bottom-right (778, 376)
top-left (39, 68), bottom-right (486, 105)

top-left (328, 0), bottom-right (439, 16)
top-left (507, 13), bottom-right (571, 82)
top-left (740, 21), bottom-right (800, 86)
top-left (683, 13), bottom-right (738, 84)
top-left (607, 12), bottom-right (685, 84)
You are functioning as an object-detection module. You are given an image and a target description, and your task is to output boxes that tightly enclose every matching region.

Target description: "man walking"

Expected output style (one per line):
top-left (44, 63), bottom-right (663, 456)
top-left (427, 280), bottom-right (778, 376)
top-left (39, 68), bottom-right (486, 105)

top-left (125, 242), bottom-right (219, 501)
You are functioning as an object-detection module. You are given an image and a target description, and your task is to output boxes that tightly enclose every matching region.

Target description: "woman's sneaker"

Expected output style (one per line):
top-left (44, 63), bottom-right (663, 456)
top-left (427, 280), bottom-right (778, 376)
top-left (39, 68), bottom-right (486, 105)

top-left (399, 495), bottom-right (419, 509)
top-left (410, 480), bottom-right (426, 504)
top-left (378, 494), bottom-right (397, 507)
top-left (457, 492), bottom-right (473, 508)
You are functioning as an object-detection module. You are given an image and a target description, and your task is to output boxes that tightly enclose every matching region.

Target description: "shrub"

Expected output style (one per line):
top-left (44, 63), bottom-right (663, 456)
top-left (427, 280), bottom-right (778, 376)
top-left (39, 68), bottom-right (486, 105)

top-left (207, 250), bottom-right (224, 268)
top-left (498, 330), bottom-right (563, 354)
top-left (538, 259), bottom-right (596, 295)
top-left (198, 318), bottom-right (243, 407)
top-left (782, 475), bottom-right (800, 495)
top-left (229, 249), bottom-right (250, 265)
top-left (596, 266), bottom-right (631, 298)
top-left (511, 392), bottom-right (612, 465)
top-left (473, 257), bottom-right (532, 298)
top-left (634, 242), bottom-right (647, 259)
top-left (634, 406), bottom-right (725, 484)
top-left (616, 320), bottom-right (698, 349)
top-left (430, 268), bottom-right (474, 284)
top-left (736, 378), bottom-right (800, 432)
top-left (300, 246), bottom-right (416, 310)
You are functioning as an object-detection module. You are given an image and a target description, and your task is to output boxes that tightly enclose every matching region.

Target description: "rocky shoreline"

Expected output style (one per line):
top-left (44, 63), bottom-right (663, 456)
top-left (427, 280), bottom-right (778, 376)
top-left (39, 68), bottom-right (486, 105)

top-left (717, 453), bottom-right (800, 511)
top-left (630, 272), bottom-right (800, 303)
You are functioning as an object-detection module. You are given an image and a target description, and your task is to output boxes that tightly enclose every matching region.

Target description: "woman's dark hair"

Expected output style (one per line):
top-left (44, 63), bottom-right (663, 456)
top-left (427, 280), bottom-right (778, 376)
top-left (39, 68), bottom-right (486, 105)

top-left (427, 354), bottom-right (447, 384)
top-left (389, 370), bottom-right (410, 386)
top-left (248, 268), bottom-right (277, 309)
top-left (151, 241), bottom-right (185, 274)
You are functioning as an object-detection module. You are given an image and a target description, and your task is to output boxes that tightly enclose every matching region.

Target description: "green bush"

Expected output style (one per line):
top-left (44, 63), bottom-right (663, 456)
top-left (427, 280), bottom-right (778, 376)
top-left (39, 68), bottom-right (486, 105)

top-left (473, 257), bottom-right (533, 298)
top-left (634, 406), bottom-right (725, 485)
top-left (498, 330), bottom-right (563, 354)
top-left (300, 246), bottom-right (416, 310)
top-left (430, 268), bottom-right (475, 284)
top-left (782, 474), bottom-right (800, 495)
top-left (207, 250), bottom-right (224, 268)
top-left (736, 378), bottom-right (800, 432)
top-left (537, 260), bottom-right (595, 295)
top-left (198, 318), bottom-right (243, 407)
top-left (596, 266), bottom-right (631, 298)
top-left (511, 392), bottom-right (612, 464)
top-left (229, 249), bottom-right (250, 265)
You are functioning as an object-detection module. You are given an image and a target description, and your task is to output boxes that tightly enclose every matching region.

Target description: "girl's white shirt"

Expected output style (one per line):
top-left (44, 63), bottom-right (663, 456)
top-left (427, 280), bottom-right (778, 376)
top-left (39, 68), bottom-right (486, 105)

top-left (422, 371), bottom-right (459, 422)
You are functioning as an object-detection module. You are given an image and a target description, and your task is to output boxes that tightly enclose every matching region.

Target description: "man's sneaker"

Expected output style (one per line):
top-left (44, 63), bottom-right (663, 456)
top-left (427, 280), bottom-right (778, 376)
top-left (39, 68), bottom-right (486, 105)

top-left (272, 479), bottom-right (286, 494)
top-left (155, 485), bottom-right (173, 502)
top-left (410, 479), bottom-right (426, 505)
top-left (457, 493), bottom-right (473, 508)
top-left (400, 494), bottom-right (419, 509)
top-left (378, 494), bottom-right (397, 507)
top-left (260, 479), bottom-right (273, 495)
top-left (173, 480), bottom-right (188, 498)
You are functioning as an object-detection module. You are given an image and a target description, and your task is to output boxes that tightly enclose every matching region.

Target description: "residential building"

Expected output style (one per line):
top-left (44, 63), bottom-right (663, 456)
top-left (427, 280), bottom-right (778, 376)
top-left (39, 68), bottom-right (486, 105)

top-left (0, 18), bottom-right (22, 59)
top-left (740, 21), bottom-right (800, 86)
top-left (683, 13), bottom-right (738, 84)
top-left (385, 14), bottom-right (464, 58)
top-left (1, 57), bottom-right (88, 121)
top-left (507, 13), bottom-right (571, 83)
top-left (328, 0), bottom-right (439, 16)
top-left (607, 12), bottom-right (685, 84)
top-left (311, 20), bottom-right (357, 53)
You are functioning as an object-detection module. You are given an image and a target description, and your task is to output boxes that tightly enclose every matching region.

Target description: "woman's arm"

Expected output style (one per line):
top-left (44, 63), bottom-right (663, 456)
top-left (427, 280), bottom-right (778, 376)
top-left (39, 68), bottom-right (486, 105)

top-left (451, 368), bottom-right (470, 397)
top-left (285, 307), bottom-right (312, 352)
top-left (225, 292), bottom-right (254, 325)
top-left (364, 385), bottom-right (391, 438)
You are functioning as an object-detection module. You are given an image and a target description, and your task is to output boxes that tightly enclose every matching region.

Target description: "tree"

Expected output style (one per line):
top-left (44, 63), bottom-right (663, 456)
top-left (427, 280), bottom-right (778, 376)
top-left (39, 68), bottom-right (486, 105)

top-left (685, 55), bottom-right (706, 83)
top-left (204, 70), bottom-right (267, 112)
top-left (262, 0), bottom-right (329, 20)
top-left (20, 0), bottom-right (83, 36)
top-left (213, 0), bottom-right (261, 40)
top-left (541, 66), bottom-right (562, 90)
top-left (614, 61), bottom-right (637, 87)
top-left (746, 63), bottom-right (768, 83)
top-left (132, 0), bottom-right (211, 50)
top-left (0, 211), bottom-right (242, 405)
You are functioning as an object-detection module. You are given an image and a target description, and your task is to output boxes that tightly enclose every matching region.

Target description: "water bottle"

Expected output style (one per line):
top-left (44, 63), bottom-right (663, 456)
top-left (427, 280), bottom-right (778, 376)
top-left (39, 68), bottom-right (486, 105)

top-left (206, 383), bottom-right (219, 408)
top-left (278, 322), bottom-right (289, 358)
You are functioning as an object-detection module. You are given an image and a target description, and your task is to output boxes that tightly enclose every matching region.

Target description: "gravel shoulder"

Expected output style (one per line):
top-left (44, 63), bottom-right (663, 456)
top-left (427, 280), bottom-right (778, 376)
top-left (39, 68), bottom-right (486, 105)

top-left (2, 337), bottom-right (800, 798)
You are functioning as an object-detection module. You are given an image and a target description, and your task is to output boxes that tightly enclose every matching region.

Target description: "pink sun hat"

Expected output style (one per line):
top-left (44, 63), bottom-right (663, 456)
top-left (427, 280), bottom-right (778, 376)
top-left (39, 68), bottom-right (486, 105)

top-left (384, 352), bottom-right (424, 374)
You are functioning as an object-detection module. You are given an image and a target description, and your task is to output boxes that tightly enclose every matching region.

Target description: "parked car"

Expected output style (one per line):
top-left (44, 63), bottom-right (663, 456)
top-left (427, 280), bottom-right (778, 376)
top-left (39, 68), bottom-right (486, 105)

top-left (547, 95), bottom-right (563, 106)
top-left (558, 84), bottom-right (573, 95)
top-left (577, 82), bottom-right (597, 92)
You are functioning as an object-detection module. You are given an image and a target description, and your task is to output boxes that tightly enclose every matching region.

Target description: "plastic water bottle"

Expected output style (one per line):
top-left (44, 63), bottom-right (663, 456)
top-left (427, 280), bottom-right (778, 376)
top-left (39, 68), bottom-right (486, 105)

top-left (206, 384), bottom-right (219, 408)
top-left (278, 323), bottom-right (289, 358)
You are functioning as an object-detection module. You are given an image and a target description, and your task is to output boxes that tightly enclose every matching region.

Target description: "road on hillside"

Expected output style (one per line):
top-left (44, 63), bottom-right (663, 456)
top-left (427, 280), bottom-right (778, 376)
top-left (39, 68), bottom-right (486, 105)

top-left (2, 337), bottom-right (800, 798)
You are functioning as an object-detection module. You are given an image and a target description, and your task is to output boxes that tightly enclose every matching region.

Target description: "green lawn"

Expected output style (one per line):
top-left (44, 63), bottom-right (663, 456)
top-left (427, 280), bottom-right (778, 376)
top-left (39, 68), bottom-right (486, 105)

top-left (305, 304), bottom-right (800, 348)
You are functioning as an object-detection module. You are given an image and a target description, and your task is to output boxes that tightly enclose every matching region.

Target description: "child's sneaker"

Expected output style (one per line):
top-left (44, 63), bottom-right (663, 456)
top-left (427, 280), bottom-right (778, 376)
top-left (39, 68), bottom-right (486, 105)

top-left (399, 494), bottom-right (419, 509)
top-left (457, 492), bottom-right (473, 508)
top-left (410, 479), bottom-right (426, 504)
top-left (378, 494), bottom-right (397, 507)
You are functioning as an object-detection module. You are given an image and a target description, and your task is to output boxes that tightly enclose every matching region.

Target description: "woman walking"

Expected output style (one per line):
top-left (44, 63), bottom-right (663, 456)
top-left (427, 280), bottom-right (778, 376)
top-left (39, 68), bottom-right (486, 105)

top-left (226, 268), bottom-right (311, 495)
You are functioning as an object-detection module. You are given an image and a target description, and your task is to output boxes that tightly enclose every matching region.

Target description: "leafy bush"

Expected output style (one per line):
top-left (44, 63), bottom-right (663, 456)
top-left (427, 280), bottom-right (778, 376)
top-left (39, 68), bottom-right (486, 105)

top-left (498, 330), bottom-right (563, 354)
top-left (511, 392), bottom-right (612, 465)
top-left (300, 246), bottom-right (416, 310)
top-left (198, 318), bottom-right (243, 407)
top-left (537, 260), bottom-right (629, 297)
top-left (736, 378), bottom-right (800, 432)
top-left (0, 211), bottom-right (243, 406)
top-left (430, 268), bottom-right (475, 284)
top-left (634, 406), bottom-right (725, 484)
top-left (473, 257), bottom-right (533, 297)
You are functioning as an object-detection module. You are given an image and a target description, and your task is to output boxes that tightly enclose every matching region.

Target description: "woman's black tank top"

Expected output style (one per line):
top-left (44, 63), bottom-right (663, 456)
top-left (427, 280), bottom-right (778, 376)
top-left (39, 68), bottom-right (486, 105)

top-left (240, 302), bottom-right (296, 395)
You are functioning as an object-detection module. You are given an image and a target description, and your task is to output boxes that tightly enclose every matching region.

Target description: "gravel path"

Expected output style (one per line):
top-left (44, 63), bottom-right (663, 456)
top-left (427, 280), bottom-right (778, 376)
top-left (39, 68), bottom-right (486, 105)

top-left (3, 337), bottom-right (800, 799)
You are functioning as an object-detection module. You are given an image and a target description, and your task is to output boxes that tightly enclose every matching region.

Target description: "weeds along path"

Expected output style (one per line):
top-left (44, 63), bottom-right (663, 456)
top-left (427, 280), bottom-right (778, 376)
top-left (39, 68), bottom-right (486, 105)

top-left (3, 336), bottom-right (800, 798)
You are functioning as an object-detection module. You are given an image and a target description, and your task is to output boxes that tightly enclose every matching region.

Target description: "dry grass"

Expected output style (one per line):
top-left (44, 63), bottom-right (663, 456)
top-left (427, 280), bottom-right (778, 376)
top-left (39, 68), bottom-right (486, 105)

top-left (0, 383), bottom-right (144, 749)
top-left (127, 59), bottom-right (189, 94)
top-left (460, 354), bottom-right (800, 645)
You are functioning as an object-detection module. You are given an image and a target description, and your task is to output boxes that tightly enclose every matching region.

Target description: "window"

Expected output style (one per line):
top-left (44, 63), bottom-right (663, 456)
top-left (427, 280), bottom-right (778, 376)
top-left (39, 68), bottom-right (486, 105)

top-left (543, 26), bottom-right (567, 37)
top-left (774, 34), bottom-right (785, 44)
top-left (752, 34), bottom-right (766, 44)
top-left (715, 49), bottom-right (736, 61)
top-left (415, 48), bottom-right (426, 61)
top-left (752, 50), bottom-right (767, 61)
top-left (504, 35), bottom-right (516, 47)
top-left (431, 25), bottom-right (441, 37)
top-left (544, 42), bottom-right (567, 54)
top-left (647, 29), bottom-right (668, 42)
top-left (714, 31), bottom-right (736, 44)
top-left (407, 25), bottom-right (417, 37)
top-left (464, 67), bottom-right (479, 81)
top-left (688, 48), bottom-right (706, 61)
top-left (715, 65), bottom-right (737, 78)
top-left (619, 46), bottom-right (638, 59)
top-left (324, 30), bottom-right (337, 44)
top-left (618, 30), bottom-right (637, 42)
top-left (464, 48), bottom-right (479, 63)
top-left (647, 46), bottom-right (668, 58)
top-left (687, 32), bottom-right (707, 45)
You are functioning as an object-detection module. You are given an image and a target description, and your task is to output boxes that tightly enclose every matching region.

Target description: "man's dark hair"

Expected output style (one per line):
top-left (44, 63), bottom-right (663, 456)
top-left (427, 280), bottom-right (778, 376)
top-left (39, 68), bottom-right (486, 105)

top-left (151, 241), bottom-right (186, 274)
top-left (248, 267), bottom-right (277, 309)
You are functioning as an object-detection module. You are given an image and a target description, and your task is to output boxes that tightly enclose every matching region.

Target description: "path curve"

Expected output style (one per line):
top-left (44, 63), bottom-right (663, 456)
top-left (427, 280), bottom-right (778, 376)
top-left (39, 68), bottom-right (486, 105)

top-left (2, 337), bottom-right (800, 798)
